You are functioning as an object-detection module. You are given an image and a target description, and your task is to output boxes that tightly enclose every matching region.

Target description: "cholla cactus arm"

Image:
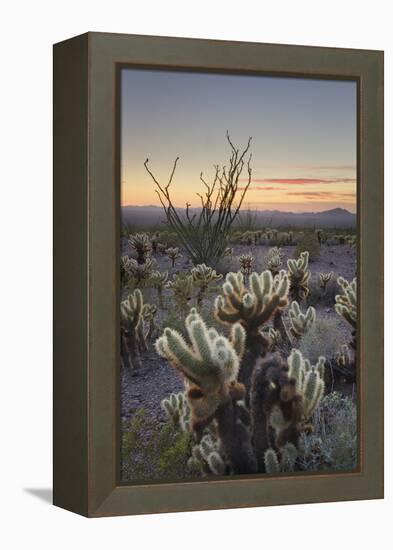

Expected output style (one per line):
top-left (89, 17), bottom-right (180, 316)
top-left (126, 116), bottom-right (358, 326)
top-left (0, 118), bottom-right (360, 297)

top-left (287, 349), bottom-right (325, 419)
top-left (288, 301), bottom-right (316, 338)
top-left (161, 392), bottom-right (191, 431)
top-left (149, 270), bottom-right (168, 308)
top-left (264, 449), bottom-right (280, 474)
top-left (287, 251), bottom-right (311, 302)
top-left (143, 303), bottom-right (157, 342)
top-left (128, 233), bottom-right (152, 264)
top-left (335, 343), bottom-right (351, 367)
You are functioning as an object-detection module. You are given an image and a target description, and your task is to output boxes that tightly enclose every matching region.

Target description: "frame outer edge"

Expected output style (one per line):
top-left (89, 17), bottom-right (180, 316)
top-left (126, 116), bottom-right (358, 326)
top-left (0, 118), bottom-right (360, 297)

top-left (53, 33), bottom-right (90, 516)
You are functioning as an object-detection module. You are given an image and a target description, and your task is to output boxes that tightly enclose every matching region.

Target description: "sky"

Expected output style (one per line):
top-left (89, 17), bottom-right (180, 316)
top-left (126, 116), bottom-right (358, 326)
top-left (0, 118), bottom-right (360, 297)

top-left (121, 69), bottom-right (357, 213)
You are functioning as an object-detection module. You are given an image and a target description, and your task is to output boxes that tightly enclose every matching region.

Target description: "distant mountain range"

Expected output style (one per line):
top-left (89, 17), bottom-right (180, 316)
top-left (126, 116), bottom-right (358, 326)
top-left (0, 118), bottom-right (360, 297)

top-left (121, 205), bottom-right (356, 229)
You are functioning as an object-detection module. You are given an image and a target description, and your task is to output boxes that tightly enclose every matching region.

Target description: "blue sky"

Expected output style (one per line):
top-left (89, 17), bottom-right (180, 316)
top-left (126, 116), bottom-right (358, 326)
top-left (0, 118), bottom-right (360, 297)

top-left (121, 68), bottom-right (357, 212)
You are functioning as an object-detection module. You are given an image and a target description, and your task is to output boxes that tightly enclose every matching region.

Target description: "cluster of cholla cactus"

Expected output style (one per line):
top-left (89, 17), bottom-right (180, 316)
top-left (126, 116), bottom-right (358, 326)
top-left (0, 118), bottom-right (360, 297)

top-left (128, 233), bottom-right (152, 264)
top-left (161, 392), bottom-right (191, 432)
top-left (288, 301), bottom-right (316, 338)
top-left (191, 263), bottom-right (223, 306)
top-left (166, 274), bottom-right (193, 310)
top-left (165, 247), bottom-right (182, 267)
top-left (264, 247), bottom-right (284, 275)
top-left (335, 276), bottom-right (357, 348)
top-left (188, 433), bottom-right (226, 476)
top-left (319, 272), bottom-right (332, 290)
top-left (333, 234), bottom-right (356, 246)
top-left (237, 253), bottom-right (255, 276)
top-left (120, 289), bottom-right (147, 370)
top-left (155, 308), bottom-right (257, 473)
top-left (264, 443), bottom-right (298, 474)
top-left (287, 251), bottom-right (311, 302)
top-left (335, 343), bottom-right (351, 367)
top-left (149, 270), bottom-right (168, 308)
top-left (214, 269), bottom-right (289, 389)
top-left (126, 257), bottom-right (157, 288)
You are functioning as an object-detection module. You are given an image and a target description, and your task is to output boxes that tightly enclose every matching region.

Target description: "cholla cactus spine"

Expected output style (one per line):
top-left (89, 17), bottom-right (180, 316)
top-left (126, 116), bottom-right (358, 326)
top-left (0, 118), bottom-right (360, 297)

top-left (287, 251), bottom-right (311, 301)
top-left (166, 247), bottom-right (182, 267)
top-left (128, 233), bottom-right (152, 264)
top-left (288, 301), bottom-right (316, 338)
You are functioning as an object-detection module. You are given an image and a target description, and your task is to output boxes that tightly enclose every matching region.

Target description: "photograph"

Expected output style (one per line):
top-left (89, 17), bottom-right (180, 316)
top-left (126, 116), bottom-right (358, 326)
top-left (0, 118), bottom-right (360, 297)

top-left (119, 68), bottom-right (358, 483)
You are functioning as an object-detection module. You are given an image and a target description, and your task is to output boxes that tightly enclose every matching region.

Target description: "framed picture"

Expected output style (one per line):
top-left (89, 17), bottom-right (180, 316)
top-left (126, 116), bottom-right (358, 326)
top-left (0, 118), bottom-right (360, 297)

top-left (53, 32), bottom-right (384, 517)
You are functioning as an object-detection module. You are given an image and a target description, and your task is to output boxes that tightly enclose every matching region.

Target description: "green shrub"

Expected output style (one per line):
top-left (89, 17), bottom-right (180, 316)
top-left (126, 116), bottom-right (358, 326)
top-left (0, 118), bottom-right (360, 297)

top-left (299, 392), bottom-right (357, 472)
top-left (294, 233), bottom-right (320, 261)
top-left (121, 409), bottom-right (194, 482)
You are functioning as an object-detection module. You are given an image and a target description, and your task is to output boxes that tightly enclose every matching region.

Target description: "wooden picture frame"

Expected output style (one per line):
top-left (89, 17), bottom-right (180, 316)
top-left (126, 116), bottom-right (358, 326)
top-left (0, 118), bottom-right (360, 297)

top-left (53, 32), bottom-right (384, 517)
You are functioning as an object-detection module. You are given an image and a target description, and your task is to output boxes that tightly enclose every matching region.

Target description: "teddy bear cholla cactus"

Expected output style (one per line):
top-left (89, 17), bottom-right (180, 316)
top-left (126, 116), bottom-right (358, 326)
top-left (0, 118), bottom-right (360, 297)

top-left (127, 257), bottom-right (156, 288)
top-left (155, 308), bottom-right (257, 474)
top-left (149, 270), bottom-right (168, 308)
top-left (251, 349), bottom-right (325, 472)
top-left (335, 276), bottom-right (357, 349)
top-left (237, 253), bottom-right (254, 275)
top-left (288, 301), bottom-right (316, 338)
top-left (191, 263), bottom-right (223, 305)
top-left (128, 233), bottom-right (152, 264)
top-left (319, 272), bottom-right (332, 290)
top-left (287, 251), bottom-right (311, 302)
top-left (214, 269), bottom-right (289, 389)
top-left (165, 247), bottom-right (182, 267)
top-left (120, 289), bottom-right (147, 370)
top-left (166, 274), bottom-right (193, 309)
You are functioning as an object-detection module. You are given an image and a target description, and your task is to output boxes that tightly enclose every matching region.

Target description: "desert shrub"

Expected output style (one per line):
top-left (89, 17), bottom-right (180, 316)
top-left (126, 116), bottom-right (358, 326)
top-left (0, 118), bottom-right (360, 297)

top-left (294, 233), bottom-right (320, 261)
top-left (307, 273), bottom-right (340, 307)
top-left (298, 317), bottom-right (345, 364)
top-left (121, 409), bottom-right (194, 482)
top-left (299, 392), bottom-right (357, 472)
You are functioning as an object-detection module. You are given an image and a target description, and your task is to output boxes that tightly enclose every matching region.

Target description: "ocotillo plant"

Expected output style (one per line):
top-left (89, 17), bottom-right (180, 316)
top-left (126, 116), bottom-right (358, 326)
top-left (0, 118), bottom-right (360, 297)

top-left (165, 247), bottom-right (182, 267)
top-left (237, 253), bottom-right (254, 276)
top-left (149, 270), bottom-right (168, 308)
top-left (191, 263), bottom-right (223, 306)
top-left (127, 257), bottom-right (156, 288)
top-left (288, 301), bottom-right (316, 338)
top-left (155, 308), bottom-right (257, 474)
top-left (335, 276), bottom-right (357, 348)
top-left (120, 289), bottom-right (147, 370)
top-left (318, 272), bottom-right (332, 290)
top-left (143, 133), bottom-right (253, 264)
top-left (128, 233), bottom-right (152, 264)
top-left (287, 251), bottom-right (311, 302)
top-left (166, 274), bottom-right (194, 311)
top-left (214, 269), bottom-right (289, 390)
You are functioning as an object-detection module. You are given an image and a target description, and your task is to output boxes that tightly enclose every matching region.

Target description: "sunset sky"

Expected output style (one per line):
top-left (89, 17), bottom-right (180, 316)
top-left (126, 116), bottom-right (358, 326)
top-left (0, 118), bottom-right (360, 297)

top-left (121, 69), bottom-right (357, 213)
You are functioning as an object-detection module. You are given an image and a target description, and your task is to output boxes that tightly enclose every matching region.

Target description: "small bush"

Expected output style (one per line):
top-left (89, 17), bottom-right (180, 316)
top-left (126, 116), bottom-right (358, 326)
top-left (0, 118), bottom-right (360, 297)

top-left (298, 317), bottom-right (345, 364)
top-left (295, 233), bottom-right (321, 261)
top-left (121, 409), bottom-right (194, 482)
top-left (299, 392), bottom-right (357, 472)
